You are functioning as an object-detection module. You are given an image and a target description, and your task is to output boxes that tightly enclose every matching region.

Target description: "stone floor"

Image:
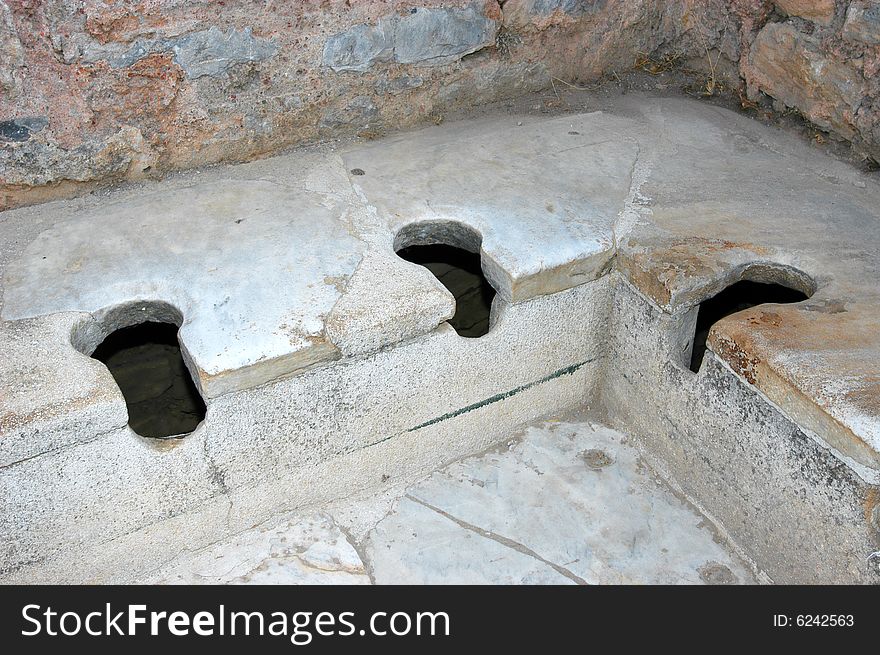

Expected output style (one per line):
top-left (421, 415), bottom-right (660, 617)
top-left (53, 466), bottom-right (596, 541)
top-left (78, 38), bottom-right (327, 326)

top-left (146, 417), bottom-right (754, 585)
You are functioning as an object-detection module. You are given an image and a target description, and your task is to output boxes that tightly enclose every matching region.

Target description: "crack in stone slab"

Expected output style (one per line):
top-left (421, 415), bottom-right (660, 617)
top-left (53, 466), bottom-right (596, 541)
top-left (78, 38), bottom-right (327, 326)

top-left (0, 424), bottom-right (122, 470)
top-left (405, 494), bottom-right (589, 585)
top-left (336, 520), bottom-right (377, 585)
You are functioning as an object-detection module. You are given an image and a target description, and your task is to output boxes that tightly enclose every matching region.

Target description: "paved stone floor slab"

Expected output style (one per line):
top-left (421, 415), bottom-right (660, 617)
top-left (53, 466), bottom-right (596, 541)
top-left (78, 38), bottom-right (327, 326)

top-left (150, 512), bottom-right (370, 585)
top-left (146, 418), bottom-right (754, 585)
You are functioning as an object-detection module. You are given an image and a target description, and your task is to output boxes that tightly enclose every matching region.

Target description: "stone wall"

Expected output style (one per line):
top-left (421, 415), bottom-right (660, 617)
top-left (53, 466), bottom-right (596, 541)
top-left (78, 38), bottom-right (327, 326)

top-left (668, 1), bottom-right (880, 163)
top-left (1, 0), bottom-right (878, 210)
top-left (0, 0), bottom-right (669, 209)
top-left (745, 3), bottom-right (879, 156)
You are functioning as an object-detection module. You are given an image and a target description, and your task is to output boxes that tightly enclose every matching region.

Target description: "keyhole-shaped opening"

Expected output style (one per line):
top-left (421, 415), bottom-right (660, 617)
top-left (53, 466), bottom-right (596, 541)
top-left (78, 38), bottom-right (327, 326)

top-left (394, 221), bottom-right (496, 338)
top-left (689, 279), bottom-right (810, 373)
top-left (91, 321), bottom-right (206, 438)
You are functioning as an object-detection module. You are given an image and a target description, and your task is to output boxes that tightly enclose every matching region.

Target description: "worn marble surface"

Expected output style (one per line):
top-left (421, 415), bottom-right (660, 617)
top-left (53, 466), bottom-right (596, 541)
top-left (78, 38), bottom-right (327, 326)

top-left (0, 114), bottom-right (630, 398)
top-left (2, 96), bottom-right (878, 465)
top-left (146, 420), bottom-right (754, 585)
top-left (150, 512), bottom-right (370, 585)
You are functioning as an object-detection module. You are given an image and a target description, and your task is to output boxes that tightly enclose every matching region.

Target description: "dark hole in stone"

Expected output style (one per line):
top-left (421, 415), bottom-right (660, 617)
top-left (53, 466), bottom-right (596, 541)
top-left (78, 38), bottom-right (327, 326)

top-left (689, 280), bottom-right (808, 373)
top-left (91, 322), bottom-right (206, 438)
top-left (396, 244), bottom-right (495, 338)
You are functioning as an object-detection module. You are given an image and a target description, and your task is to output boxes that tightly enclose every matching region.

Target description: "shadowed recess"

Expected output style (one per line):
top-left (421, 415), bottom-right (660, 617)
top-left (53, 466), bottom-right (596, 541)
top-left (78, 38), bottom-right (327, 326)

top-left (397, 244), bottom-right (495, 338)
top-left (91, 322), bottom-right (206, 438)
top-left (689, 280), bottom-right (809, 373)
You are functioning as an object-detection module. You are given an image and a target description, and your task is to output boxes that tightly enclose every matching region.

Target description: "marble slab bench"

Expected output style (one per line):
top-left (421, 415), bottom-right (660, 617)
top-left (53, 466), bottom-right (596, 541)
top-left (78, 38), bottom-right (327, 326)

top-left (1, 95), bottom-right (878, 583)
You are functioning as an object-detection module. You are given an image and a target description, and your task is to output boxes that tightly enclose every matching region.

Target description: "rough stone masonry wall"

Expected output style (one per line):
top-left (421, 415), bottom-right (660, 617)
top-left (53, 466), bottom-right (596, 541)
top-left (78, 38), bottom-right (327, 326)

top-left (1, 0), bottom-right (879, 211)
top-left (672, 0), bottom-right (880, 164)
top-left (0, 0), bottom-right (671, 210)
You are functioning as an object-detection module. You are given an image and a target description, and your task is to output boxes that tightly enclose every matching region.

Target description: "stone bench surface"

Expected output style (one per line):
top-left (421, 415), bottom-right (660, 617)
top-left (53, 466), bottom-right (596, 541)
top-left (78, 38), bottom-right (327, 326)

top-left (1, 94), bottom-right (878, 470)
top-left (612, 99), bottom-right (880, 471)
top-left (1, 113), bottom-right (633, 399)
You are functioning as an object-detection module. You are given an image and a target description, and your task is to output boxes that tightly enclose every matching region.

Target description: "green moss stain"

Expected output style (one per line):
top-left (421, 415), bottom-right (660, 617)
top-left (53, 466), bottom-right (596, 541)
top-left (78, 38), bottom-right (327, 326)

top-left (407, 359), bottom-right (594, 432)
